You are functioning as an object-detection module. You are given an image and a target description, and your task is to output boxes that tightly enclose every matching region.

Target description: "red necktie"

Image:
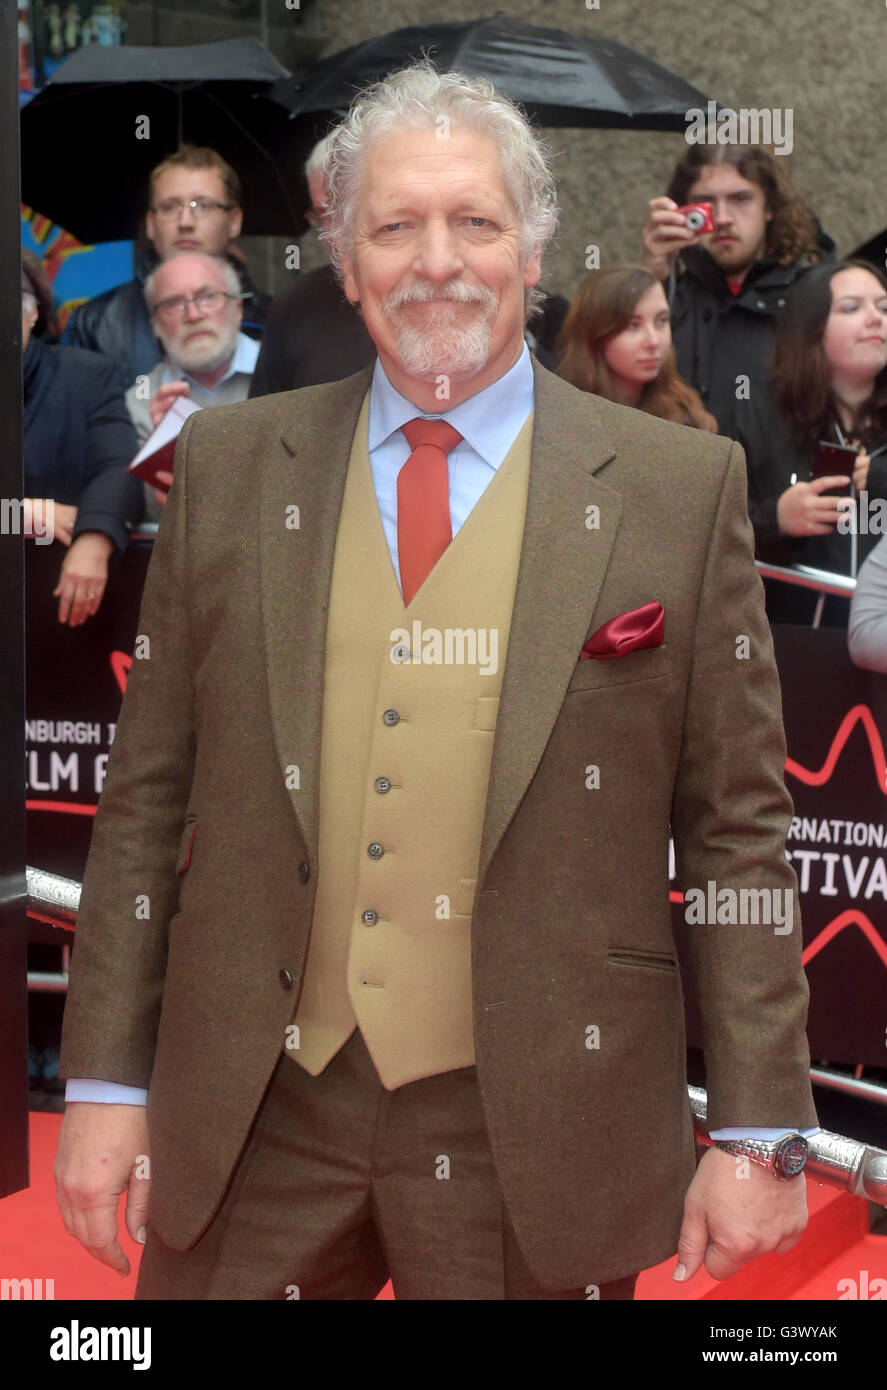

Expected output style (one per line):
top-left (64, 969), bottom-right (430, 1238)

top-left (397, 417), bottom-right (463, 606)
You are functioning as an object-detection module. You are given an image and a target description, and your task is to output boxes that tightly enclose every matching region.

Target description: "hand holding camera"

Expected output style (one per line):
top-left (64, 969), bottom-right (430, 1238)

top-left (641, 196), bottom-right (715, 281)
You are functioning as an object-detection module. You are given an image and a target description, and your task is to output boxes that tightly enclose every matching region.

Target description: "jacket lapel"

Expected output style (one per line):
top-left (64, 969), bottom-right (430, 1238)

top-left (476, 358), bottom-right (622, 888)
top-left (259, 366), bottom-right (374, 863)
top-left (259, 356), bottom-right (621, 882)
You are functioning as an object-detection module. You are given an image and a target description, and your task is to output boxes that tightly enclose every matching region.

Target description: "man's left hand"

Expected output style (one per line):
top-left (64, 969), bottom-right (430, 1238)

top-left (674, 1144), bottom-right (807, 1283)
top-left (53, 531), bottom-right (114, 626)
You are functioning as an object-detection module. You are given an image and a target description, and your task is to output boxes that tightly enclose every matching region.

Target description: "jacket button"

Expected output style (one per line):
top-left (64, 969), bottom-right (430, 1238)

top-left (279, 968), bottom-right (294, 990)
top-left (298, 860), bottom-right (310, 883)
top-left (382, 709), bottom-right (400, 726)
top-left (374, 776), bottom-right (391, 794)
top-left (367, 842), bottom-right (384, 859)
top-left (361, 908), bottom-right (379, 926)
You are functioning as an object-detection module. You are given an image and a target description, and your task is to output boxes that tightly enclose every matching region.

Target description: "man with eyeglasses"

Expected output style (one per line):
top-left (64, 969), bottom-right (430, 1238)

top-left (125, 252), bottom-right (259, 523)
top-left (65, 146), bottom-right (270, 393)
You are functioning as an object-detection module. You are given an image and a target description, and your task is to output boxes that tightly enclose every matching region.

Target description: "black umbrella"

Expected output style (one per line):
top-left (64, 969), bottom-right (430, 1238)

top-left (20, 38), bottom-right (313, 242)
top-left (271, 13), bottom-right (715, 134)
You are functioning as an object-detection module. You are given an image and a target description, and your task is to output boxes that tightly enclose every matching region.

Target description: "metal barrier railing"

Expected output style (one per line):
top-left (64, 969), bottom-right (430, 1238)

top-left (690, 1087), bottom-right (887, 1205)
top-left (26, 866), bottom-right (887, 1205)
top-left (755, 560), bottom-right (856, 628)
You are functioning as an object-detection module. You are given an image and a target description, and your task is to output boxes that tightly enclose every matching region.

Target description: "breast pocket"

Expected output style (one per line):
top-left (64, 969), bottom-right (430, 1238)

top-left (565, 644), bottom-right (670, 694)
top-left (175, 817), bottom-right (198, 876)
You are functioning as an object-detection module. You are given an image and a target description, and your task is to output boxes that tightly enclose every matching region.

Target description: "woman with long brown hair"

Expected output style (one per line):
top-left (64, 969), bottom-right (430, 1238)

top-left (555, 264), bottom-right (717, 431)
top-left (735, 257), bottom-right (887, 624)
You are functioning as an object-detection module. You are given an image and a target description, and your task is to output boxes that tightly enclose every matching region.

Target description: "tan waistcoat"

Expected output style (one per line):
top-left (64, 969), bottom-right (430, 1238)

top-left (287, 392), bottom-right (533, 1089)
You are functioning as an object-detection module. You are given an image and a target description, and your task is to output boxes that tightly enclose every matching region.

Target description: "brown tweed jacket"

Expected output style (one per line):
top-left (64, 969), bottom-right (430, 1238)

top-left (59, 355), bottom-right (818, 1289)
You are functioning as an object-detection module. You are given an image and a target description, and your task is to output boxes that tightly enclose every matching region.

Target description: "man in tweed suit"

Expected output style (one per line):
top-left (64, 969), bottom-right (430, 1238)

top-left (55, 62), bottom-right (818, 1300)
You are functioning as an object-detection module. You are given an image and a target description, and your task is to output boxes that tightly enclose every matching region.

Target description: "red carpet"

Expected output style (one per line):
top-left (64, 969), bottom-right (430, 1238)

top-left (2, 1112), bottom-right (883, 1300)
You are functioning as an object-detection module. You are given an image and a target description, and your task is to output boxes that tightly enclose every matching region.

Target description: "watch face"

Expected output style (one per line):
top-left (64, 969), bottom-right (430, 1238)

top-left (776, 1135), bottom-right (808, 1177)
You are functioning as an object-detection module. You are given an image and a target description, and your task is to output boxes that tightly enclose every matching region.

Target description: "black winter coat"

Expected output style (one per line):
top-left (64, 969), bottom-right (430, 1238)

top-left (668, 230), bottom-right (836, 441)
top-left (64, 247), bottom-right (270, 392)
top-left (249, 264), bottom-right (375, 396)
top-left (23, 336), bottom-right (144, 555)
top-left (734, 384), bottom-right (887, 626)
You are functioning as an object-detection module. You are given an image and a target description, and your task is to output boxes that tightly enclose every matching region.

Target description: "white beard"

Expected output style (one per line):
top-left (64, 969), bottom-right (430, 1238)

top-left (383, 282), bottom-right (498, 379)
top-left (167, 322), bottom-right (238, 375)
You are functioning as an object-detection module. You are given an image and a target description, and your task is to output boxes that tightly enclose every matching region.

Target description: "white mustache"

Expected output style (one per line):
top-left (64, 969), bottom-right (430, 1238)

top-left (384, 281), bottom-right (497, 315)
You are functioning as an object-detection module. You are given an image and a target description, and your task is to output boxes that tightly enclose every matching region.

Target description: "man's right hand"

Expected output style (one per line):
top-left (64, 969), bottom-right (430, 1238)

top-left (642, 196), bottom-right (697, 280)
top-left (54, 1102), bottom-right (151, 1277)
top-left (776, 477), bottom-right (850, 536)
top-left (149, 380), bottom-right (191, 431)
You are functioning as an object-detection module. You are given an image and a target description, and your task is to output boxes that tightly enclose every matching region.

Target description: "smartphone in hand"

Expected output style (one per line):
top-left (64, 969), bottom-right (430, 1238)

top-left (811, 441), bottom-right (857, 495)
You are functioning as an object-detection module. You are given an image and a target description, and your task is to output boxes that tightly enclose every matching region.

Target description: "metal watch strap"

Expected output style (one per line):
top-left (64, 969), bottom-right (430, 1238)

top-left (713, 1135), bottom-right (804, 1180)
top-left (715, 1138), bottom-right (778, 1171)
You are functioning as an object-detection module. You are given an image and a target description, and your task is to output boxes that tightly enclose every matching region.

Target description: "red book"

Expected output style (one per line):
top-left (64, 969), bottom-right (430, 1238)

top-left (128, 396), bottom-right (201, 488)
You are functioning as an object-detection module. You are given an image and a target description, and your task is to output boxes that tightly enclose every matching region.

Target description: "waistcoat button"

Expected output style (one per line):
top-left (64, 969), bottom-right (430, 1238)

top-left (391, 643), bottom-right (410, 663)
top-left (361, 908), bottom-right (379, 926)
top-left (298, 860), bottom-right (310, 883)
top-left (374, 776), bottom-right (391, 794)
top-left (367, 842), bottom-right (384, 859)
top-left (382, 709), bottom-right (400, 726)
top-left (279, 968), bottom-right (294, 990)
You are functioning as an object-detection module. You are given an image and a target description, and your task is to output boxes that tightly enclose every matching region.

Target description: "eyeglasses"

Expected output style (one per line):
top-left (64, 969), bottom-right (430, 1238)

top-left (152, 290), bottom-right (246, 322)
top-left (150, 198), bottom-right (234, 219)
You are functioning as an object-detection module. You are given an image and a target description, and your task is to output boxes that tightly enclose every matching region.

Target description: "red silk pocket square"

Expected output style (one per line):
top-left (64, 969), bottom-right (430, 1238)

top-left (579, 600), bottom-right (665, 660)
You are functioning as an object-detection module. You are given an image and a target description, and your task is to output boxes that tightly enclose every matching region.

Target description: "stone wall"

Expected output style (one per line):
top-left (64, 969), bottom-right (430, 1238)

top-left (123, 0), bottom-right (885, 300)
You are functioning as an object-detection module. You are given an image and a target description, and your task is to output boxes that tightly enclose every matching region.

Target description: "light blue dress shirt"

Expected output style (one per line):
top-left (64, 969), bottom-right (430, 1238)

top-left (163, 330), bottom-right (259, 397)
top-left (66, 343), bottom-right (818, 1139)
top-left (368, 342), bottom-right (534, 586)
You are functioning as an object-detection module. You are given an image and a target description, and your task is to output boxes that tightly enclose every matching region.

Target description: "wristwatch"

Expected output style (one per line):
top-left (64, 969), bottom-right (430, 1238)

top-left (713, 1133), bottom-right (809, 1180)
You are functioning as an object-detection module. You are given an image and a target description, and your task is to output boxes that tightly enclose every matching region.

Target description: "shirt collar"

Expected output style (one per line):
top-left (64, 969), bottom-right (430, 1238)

top-left (368, 342), bottom-right (534, 468)
top-left (166, 331), bottom-right (259, 391)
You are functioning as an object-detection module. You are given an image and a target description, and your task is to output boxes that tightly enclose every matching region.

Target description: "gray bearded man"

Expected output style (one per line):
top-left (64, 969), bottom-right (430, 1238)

top-left (56, 62), bottom-right (818, 1300)
top-left (125, 251), bottom-right (258, 523)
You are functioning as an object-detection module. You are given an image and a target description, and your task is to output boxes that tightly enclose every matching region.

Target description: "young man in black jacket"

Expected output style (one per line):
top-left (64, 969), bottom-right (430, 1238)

top-left (641, 145), bottom-right (834, 441)
top-left (64, 146), bottom-right (269, 393)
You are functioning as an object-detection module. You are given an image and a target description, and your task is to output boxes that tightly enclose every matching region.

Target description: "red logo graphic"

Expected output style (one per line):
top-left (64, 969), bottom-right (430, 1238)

top-left (784, 704), bottom-right (887, 795)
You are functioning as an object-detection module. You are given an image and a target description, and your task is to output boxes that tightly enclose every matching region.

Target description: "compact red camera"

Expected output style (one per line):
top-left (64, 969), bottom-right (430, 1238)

top-left (676, 202), bottom-right (715, 234)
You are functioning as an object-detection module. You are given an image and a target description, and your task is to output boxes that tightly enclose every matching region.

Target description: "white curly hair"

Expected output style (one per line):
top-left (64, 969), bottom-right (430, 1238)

top-left (319, 59), bottom-right (559, 322)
